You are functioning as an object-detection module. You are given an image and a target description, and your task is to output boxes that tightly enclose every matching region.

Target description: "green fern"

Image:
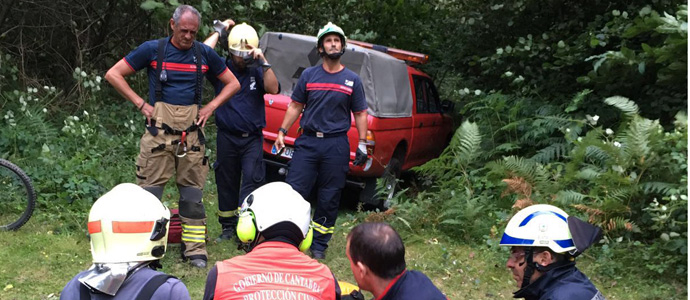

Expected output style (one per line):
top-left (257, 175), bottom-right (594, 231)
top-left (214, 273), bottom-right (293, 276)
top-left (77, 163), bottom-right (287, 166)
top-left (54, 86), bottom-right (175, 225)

top-left (621, 117), bottom-right (660, 160)
top-left (576, 167), bottom-right (602, 180)
top-left (531, 143), bottom-right (570, 163)
top-left (584, 145), bottom-right (610, 164)
top-left (555, 190), bottom-right (588, 204)
top-left (605, 96), bottom-right (639, 117)
top-left (641, 182), bottom-right (679, 195)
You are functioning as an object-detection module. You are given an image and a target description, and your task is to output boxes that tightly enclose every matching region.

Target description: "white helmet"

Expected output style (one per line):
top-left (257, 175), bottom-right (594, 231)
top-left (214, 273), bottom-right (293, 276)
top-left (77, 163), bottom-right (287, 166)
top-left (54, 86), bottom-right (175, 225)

top-left (88, 183), bottom-right (170, 263)
top-left (499, 204), bottom-right (576, 254)
top-left (236, 182), bottom-right (313, 251)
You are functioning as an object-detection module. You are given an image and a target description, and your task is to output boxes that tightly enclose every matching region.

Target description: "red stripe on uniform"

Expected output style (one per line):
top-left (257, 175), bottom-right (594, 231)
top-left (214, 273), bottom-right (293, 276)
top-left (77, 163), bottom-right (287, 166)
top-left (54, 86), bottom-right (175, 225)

top-left (150, 62), bottom-right (209, 73)
top-left (307, 87), bottom-right (353, 95)
top-left (112, 221), bottom-right (154, 233)
top-left (307, 83), bottom-right (353, 94)
top-left (88, 221), bottom-right (102, 234)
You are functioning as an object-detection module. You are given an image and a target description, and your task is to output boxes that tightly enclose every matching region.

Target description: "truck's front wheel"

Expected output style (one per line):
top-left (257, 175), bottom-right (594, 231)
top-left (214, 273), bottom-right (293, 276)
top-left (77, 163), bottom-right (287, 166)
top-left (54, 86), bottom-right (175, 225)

top-left (359, 156), bottom-right (402, 211)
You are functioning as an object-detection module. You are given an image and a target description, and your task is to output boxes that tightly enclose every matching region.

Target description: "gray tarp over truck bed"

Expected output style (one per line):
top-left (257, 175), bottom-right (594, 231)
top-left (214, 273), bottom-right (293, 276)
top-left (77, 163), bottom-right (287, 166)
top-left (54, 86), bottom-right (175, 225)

top-left (259, 32), bottom-right (413, 118)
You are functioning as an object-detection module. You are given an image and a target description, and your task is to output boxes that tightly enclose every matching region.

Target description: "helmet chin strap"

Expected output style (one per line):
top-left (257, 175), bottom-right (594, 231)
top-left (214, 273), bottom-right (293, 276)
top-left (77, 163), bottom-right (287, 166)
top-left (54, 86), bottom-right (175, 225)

top-left (318, 45), bottom-right (346, 60)
top-left (521, 248), bottom-right (536, 289)
top-left (520, 247), bottom-right (571, 289)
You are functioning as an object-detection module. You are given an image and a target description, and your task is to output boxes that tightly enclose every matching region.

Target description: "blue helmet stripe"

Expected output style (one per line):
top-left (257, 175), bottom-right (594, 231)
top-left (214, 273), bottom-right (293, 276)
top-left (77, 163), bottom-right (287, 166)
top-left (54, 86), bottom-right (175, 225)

top-left (554, 239), bottom-right (574, 248)
top-left (519, 211), bottom-right (567, 227)
top-left (500, 233), bottom-right (535, 245)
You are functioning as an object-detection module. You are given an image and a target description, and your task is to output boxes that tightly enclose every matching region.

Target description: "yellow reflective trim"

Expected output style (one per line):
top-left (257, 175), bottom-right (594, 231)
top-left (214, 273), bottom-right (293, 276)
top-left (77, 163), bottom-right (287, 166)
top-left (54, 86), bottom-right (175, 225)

top-left (182, 237), bottom-right (206, 242)
top-left (183, 229), bottom-right (205, 234)
top-left (314, 226), bottom-right (329, 234)
top-left (217, 210), bottom-right (235, 217)
top-left (182, 224), bottom-right (206, 229)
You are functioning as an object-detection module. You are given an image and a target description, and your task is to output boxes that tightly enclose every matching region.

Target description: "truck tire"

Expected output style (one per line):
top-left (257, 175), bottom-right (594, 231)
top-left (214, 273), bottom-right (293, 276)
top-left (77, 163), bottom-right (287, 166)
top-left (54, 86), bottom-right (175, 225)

top-left (358, 156), bottom-right (402, 211)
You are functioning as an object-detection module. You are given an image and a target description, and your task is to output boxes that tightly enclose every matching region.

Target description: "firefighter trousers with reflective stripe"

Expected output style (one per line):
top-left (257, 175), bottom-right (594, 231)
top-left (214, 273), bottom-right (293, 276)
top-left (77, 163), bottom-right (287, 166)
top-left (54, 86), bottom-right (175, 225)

top-left (214, 130), bottom-right (265, 230)
top-left (286, 135), bottom-right (349, 252)
top-left (136, 102), bottom-right (209, 259)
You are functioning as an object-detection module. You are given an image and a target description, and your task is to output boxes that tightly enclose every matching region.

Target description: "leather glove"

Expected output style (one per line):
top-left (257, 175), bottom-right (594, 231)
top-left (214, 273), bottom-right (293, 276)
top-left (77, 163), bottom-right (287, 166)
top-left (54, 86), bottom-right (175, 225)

top-left (213, 20), bottom-right (227, 35)
top-left (353, 141), bottom-right (368, 166)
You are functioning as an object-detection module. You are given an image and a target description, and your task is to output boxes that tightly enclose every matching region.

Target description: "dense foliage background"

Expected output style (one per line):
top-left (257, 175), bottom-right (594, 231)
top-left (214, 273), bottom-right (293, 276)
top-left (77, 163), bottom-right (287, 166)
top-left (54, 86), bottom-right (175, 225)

top-left (0, 0), bottom-right (686, 292)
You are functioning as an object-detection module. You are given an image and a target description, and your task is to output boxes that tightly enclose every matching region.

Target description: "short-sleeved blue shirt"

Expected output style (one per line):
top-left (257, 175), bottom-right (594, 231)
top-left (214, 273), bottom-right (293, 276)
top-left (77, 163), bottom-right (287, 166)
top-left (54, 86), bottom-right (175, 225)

top-left (208, 61), bottom-right (271, 133)
top-left (291, 65), bottom-right (367, 134)
top-left (124, 38), bottom-right (228, 106)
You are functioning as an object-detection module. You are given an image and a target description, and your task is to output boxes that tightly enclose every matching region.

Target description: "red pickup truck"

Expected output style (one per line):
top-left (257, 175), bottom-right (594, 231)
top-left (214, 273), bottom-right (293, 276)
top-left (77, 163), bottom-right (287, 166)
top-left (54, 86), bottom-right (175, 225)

top-left (259, 32), bottom-right (454, 209)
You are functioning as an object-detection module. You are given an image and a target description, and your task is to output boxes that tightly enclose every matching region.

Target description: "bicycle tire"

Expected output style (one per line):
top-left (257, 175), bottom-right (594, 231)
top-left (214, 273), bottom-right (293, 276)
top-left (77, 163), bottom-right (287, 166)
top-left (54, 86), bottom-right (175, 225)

top-left (0, 159), bottom-right (36, 231)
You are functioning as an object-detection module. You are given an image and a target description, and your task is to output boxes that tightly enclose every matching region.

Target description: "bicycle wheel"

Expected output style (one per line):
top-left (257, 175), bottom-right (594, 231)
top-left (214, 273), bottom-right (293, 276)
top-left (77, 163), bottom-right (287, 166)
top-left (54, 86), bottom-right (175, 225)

top-left (0, 159), bottom-right (36, 230)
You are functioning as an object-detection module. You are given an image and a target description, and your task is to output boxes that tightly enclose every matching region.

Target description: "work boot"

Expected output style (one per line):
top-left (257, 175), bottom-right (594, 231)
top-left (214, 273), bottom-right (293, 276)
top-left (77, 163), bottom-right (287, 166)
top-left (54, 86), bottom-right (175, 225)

top-left (216, 227), bottom-right (241, 246)
top-left (310, 249), bottom-right (326, 260)
top-left (189, 258), bottom-right (207, 268)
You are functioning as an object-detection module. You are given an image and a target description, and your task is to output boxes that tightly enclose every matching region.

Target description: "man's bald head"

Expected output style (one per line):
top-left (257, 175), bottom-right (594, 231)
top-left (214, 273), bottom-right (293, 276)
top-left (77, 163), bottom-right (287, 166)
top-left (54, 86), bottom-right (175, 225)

top-left (347, 222), bottom-right (406, 279)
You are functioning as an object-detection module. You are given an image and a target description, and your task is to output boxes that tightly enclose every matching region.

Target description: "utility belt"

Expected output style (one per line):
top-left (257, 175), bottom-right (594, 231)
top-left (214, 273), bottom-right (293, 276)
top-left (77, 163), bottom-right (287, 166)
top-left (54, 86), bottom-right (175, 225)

top-left (302, 129), bottom-right (347, 138)
top-left (144, 102), bottom-right (205, 158)
top-left (221, 128), bottom-right (261, 138)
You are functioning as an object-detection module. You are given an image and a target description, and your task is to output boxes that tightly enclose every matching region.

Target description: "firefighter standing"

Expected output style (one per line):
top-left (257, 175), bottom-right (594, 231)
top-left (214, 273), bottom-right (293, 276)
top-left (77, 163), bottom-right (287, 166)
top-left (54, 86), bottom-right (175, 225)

top-left (273, 22), bottom-right (369, 260)
top-left (60, 183), bottom-right (190, 299)
top-left (202, 182), bottom-right (340, 300)
top-left (203, 20), bottom-right (280, 243)
top-left (105, 5), bottom-right (240, 268)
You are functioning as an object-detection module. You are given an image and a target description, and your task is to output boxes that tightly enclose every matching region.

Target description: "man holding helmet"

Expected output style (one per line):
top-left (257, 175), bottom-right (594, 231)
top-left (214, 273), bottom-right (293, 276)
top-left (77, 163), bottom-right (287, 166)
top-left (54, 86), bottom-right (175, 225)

top-left (203, 20), bottom-right (280, 244)
top-left (273, 22), bottom-right (369, 260)
top-left (500, 204), bottom-right (606, 300)
top-left (201, 182), bottom-right (340, 300)
top-left (60, 183), bottom-right (190, 299)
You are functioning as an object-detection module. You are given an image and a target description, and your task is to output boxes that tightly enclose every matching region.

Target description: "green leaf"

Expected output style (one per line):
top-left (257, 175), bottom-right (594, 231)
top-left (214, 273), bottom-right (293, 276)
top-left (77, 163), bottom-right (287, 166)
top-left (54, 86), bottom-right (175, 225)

top-left (638, 62), bottom-right (646, 74)
top-left (590, 37), bottom-right (599, 47)
top-left (605, 96), bottom-right (639, 117)
top-left (140, 0), bottom-right (164, 11)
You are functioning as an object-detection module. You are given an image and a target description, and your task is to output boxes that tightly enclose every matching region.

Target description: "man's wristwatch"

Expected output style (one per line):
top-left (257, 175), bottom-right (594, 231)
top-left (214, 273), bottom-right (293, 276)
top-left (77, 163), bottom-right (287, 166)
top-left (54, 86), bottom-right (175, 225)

top-left (278, 128), bottom-right (288, 135)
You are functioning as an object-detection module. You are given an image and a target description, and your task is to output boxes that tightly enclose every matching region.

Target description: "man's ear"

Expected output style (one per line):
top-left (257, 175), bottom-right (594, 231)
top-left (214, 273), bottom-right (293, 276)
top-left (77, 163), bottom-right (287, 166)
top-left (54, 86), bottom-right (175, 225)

top-left (355, 261), bottom-right (368, 277)
top-left (535, 250), bottom-right (554, 267)
top-left (170, 18), bottom-right (175, 30)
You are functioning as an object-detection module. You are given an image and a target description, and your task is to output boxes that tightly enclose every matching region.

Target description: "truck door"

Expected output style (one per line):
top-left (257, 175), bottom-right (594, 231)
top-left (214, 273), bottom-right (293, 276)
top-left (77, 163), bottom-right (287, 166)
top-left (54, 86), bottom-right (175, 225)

top-left (410, 76), bottom-right (444, 165)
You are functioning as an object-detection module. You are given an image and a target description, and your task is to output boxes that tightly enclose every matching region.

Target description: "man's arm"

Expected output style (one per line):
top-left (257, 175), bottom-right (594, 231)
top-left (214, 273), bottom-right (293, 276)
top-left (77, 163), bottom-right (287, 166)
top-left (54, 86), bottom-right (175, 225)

top-left (202, 265), bottom-right (218, 300)
top-left (197, 70), bottom-right (240, 127)
top-left (105, 59), bottom-right (153, 120)
top-left (273, 101), bottom-right (304, 150)
top-left (353, 111), bottom-right (368, 141)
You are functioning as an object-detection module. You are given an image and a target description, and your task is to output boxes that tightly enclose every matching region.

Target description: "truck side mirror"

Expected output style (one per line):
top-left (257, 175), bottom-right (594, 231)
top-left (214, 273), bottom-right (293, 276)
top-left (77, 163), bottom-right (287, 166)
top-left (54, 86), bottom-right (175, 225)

top-left (441, 100), bottom-right (455, 113)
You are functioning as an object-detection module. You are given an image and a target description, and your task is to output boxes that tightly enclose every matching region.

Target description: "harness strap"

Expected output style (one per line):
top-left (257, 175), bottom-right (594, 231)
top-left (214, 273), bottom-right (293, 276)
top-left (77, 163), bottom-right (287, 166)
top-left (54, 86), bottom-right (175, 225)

top-left (194, 41), bottom-right (202, 107)
top-left (146, 119), bottom-right (159, 136)
top-left (151, 143), bottom-right (166, 153)
top-left (134, 274), bottom-right (175, 300)
top-left (154, 38), bottom-right (167, 104)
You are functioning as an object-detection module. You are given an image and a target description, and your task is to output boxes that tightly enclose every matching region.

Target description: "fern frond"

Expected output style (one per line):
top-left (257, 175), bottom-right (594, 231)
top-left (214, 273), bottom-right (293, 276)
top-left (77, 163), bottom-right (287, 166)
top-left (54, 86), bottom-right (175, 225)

top-left (531, 143), bottom-right (571, 163)
top-left (573, 204), bottom-right (605, 223)
top-left (621, 117), bottom-right (660, 159)
top-left (606, 217), bottom-right (635, 232)
top-left (576, 167), bottom-right (602, 180)
top-left (641, 182), bottom-right (679, 195)
top-left (584, 145), bottom-right (610, 164)
top-left (501, 177), bottom-right (532, 199)
top-left (605, 96), bottom-right (639, 117)
top-left (555, 190), bottom-right (588, 204)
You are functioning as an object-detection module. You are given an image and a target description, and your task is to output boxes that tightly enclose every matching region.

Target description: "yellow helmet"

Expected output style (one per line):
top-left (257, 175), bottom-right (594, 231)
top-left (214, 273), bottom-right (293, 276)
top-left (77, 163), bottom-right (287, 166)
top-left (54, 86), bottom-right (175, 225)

top-left (227, 22), bottom-right (259, 57)
top-left (88, 183), bottom-right (170, 263)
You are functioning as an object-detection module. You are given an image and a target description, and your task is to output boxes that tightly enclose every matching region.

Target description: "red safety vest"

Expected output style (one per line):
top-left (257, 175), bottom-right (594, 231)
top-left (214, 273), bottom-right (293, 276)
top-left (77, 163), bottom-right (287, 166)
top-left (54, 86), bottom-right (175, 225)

top-left (214, 241), bottom-right (337, 300)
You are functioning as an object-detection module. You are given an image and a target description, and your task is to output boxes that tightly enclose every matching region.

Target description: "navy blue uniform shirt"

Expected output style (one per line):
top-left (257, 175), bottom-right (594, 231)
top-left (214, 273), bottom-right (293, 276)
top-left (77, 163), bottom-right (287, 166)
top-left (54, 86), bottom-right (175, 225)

top-left (291, 65), bottom-right (367, 134)
top-left (124, 38), bottom-right (227, 106)
top-left (377, 270), bottom-right (447, 300)
top-left (208, 61), bottom-right (272, 133)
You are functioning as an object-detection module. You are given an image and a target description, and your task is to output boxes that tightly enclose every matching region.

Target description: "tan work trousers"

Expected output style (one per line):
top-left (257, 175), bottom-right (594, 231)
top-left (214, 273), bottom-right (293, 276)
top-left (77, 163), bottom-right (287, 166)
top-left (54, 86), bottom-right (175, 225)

top-left (135, 102), bottom-right (209, 259)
